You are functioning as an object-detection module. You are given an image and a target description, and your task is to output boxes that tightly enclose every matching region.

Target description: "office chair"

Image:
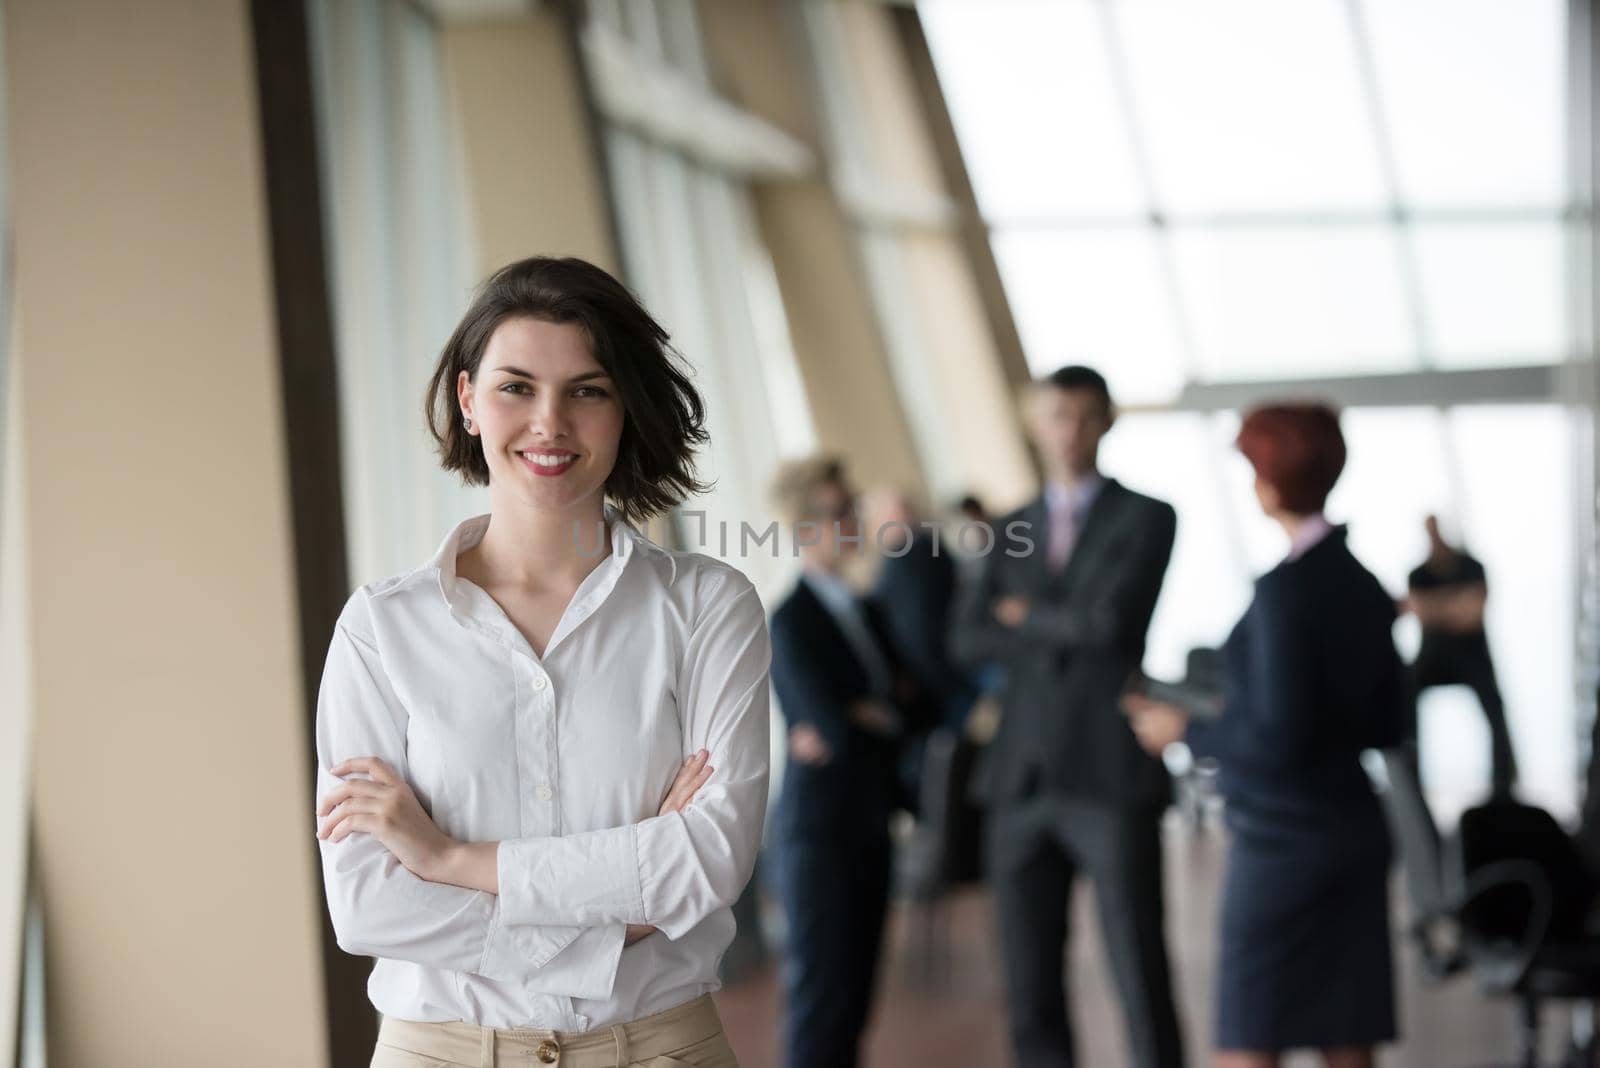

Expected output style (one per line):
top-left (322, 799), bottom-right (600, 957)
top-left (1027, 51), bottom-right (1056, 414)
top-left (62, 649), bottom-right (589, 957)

top-left (1380, 747), bottom-right (1600, 1068)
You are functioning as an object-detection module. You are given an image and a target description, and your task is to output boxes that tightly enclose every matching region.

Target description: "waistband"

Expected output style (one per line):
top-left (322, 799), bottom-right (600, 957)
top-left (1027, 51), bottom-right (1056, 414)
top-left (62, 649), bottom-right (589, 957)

top-left (376, 993), bottom-right (722, 1066)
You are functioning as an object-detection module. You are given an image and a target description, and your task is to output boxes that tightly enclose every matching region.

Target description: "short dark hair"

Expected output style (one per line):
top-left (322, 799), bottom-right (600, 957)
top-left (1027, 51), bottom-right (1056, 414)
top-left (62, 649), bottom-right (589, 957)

top-left (1236, 402), bottom-right (1346, 515)
top-left (1042, 364), bottom-right (1113, 416)
top-left (424, 256), bottom-right (709, 524)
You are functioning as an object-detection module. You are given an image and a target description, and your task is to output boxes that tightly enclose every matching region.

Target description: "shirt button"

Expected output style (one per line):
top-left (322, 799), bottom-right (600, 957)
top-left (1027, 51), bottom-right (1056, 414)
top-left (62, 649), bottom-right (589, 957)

top-left (536, 785), bottom-right (554, 801)
top-left (532, 676), bottom-right (548, 692)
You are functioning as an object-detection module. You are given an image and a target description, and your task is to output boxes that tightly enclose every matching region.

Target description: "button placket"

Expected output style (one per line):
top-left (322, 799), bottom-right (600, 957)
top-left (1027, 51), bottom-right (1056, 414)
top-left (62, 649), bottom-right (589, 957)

top-left (538, 672), bottom-right (559, 830)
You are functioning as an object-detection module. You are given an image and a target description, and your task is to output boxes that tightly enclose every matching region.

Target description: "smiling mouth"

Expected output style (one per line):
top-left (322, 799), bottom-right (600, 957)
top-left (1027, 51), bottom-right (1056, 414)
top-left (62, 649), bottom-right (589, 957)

top-left (519, 450), bottom-right (578, 476)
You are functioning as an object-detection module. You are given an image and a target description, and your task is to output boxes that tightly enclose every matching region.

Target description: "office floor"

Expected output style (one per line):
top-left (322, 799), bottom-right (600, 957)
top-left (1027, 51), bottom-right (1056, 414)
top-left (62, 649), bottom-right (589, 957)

top-left (717, 819), bottom-right (1576, 1068)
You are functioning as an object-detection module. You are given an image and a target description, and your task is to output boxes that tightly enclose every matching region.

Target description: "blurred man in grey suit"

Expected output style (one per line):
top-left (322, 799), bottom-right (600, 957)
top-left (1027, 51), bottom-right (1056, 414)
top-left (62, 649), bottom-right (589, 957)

top-left (953, 365), bottom-right (1182, 1068)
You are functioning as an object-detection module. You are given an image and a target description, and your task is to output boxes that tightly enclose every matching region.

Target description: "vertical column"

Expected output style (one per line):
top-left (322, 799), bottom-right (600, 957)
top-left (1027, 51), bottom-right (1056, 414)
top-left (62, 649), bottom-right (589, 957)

top-left (8, 0), bottom-right (327, 1062)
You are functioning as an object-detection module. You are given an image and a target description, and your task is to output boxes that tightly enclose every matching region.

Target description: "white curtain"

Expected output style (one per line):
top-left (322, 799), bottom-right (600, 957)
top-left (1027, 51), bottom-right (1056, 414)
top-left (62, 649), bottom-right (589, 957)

top-left (309, 0), bottom-right (487, 587)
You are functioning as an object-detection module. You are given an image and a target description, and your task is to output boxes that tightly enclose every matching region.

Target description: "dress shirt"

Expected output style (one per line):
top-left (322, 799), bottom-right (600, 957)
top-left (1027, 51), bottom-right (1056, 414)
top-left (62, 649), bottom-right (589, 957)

top-left (801, 569), bottom-right (894, 697)
top-left (1287, 513), bottom-right (1334, 561)
top-left (1043, 474), bottom-right (1105, 572)
top-left (315, 510), bottom-right (772, 1032)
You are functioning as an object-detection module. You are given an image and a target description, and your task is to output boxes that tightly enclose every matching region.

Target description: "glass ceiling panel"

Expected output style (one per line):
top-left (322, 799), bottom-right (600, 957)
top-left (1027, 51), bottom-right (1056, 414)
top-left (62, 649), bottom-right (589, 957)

top-left (1172, 225), bottom-right (1416, 379)
top-left (1413, 221), bottom-right (1569, 367)
top-left (1118, 0), bottom-right (1386, 214)
top-left (992, 227), bottom-right (1187, 404)
top-left (1363, 0), bottom-right (1565, 208)
top-left (918, 0), bottom-right (1146, 220)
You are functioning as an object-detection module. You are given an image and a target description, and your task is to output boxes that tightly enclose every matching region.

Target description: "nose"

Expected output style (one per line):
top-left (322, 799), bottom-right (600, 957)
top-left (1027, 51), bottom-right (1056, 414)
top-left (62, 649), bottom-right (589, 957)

top-left (529, 390), bottom-right (572, 440)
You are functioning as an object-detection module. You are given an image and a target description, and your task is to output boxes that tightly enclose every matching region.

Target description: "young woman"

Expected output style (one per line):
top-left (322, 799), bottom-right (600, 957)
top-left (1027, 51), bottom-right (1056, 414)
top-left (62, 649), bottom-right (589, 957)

top-left (1124, 404), bottom-right (1403, 1068)
top-left (313, 257), bottom-right (770, 1068)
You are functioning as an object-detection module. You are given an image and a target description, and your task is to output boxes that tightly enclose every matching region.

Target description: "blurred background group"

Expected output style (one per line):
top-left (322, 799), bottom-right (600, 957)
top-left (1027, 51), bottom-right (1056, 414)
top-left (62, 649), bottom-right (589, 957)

top-left (2, 0), bottom-right (1598, 1065)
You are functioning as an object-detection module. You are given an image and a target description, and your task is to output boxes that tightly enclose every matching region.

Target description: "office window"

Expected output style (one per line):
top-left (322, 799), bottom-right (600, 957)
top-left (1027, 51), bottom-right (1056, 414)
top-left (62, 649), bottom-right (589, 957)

top-left (922, 0), bottom-right (1574, 388)
top-left (922, 0), bottom-right (1587, 812)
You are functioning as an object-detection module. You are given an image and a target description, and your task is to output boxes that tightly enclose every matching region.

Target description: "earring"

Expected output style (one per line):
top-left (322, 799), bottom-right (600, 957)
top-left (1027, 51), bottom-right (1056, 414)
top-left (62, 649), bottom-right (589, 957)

top-left (463, 414), bottom-right (473, 432)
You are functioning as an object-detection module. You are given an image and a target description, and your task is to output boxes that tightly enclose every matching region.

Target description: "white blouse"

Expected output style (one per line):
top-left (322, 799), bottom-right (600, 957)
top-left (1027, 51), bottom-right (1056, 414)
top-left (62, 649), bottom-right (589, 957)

top-left (314, 512), bottom-right (772, 1032)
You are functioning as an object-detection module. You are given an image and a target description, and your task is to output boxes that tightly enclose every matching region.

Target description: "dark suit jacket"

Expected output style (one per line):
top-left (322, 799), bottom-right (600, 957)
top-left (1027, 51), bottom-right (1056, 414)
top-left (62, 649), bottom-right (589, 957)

top-left (952, 479), bottom-right (1176, 809)
top-left (1187, 526), bottom-right (1404, 809)
top-left (872, 535), bottom-right (979, 728)
top-left (770, 578), bottom-right (931, 839)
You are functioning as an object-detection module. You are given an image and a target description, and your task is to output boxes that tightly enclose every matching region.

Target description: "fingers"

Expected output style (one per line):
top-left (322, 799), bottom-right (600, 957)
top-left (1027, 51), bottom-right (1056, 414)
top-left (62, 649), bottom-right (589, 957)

top-left (322, 811), bottom-right (376, 844)
top-left (657, 749), bottom-right (714, 816)
top-left (316, 797), bottom-right (382, 839)
top-left (662, 751), bottom-right (712, 814)
top-left (685, 759), bottom-right (715, 797)
top-left (316, 778), bottom-right (385, 818)
top-left (329, 756), bottom-right (399, 784)
top-left (656, 753), bottom-right (700, 816)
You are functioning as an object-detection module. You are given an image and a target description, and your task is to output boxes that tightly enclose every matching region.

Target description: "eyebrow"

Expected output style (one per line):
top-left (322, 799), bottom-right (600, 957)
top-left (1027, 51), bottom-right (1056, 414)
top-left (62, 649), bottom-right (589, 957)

top-left (491, 367), bottom-right (612, 383)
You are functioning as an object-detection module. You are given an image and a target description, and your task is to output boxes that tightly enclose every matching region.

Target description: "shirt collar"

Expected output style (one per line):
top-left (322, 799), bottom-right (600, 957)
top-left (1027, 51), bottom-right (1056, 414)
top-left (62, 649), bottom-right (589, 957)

top-left (428, 505), bottom-right (644, 616)
top-left (1287, 513), bottom-right (1334, 561)
top-left (1044, 473), bottom-right (1105, 515)
top-left (801, 568), bottom-right (857, 616)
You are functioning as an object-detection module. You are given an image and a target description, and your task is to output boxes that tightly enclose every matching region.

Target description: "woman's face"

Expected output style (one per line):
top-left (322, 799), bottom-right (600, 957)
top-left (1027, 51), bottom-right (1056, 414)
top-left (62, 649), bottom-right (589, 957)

top-left (457, 316), bottom-right (624, 516)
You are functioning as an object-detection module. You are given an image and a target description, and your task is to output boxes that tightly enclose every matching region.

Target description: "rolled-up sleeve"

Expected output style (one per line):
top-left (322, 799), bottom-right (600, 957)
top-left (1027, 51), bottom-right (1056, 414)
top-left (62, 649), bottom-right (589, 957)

top-left (496, 577), bottom-right (772, 940)
top-left (316, 590), bottom-right (625, 998)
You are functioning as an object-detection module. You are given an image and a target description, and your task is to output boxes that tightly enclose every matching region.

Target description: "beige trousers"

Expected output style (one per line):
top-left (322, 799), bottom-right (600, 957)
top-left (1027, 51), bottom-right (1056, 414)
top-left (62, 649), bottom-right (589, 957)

top-left (369, 994), bottom-right (738, 1068)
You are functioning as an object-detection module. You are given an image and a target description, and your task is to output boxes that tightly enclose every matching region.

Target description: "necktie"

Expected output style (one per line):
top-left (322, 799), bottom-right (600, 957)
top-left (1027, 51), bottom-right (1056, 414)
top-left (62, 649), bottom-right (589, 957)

top-left (1047, 494), bottom-right (1076, 573)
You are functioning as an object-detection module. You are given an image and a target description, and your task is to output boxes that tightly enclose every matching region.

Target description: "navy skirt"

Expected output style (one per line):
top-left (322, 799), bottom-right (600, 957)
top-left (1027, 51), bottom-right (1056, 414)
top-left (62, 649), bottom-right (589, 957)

top-left (1215, 794), bottom-right (1398, 1052)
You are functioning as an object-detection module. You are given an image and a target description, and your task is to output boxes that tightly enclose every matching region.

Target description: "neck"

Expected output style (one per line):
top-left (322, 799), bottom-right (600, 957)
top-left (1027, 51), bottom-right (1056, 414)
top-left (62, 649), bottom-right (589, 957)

top-left (1047, 466), bottom-right (1099, 493)
top-left (472, 488), bottom-right (610, 589)
top-left (801, 549), bottom-right (844, 578)
top-left (1275, 512), bottom-right (1319, 542)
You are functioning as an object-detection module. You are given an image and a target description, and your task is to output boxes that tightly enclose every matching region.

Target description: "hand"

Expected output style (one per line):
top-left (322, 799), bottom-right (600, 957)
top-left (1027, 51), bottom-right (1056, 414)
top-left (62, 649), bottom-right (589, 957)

top-left (657, 748), bottom-right (713, 817)
top-left (788, 723), bottom-right (832, 766)
top-left (964, 695), bottom-right (1002, 745)
top-left (993, 595), bottom-right (1030, 628)
top-left (1120, 693), bottom-right (1188, 757)
top-left (849, 698), bottom-right (901, 736)
top-left (317, 757), bottom-right (456, 882)
top-left (624, 750), bottom-right (716, 946)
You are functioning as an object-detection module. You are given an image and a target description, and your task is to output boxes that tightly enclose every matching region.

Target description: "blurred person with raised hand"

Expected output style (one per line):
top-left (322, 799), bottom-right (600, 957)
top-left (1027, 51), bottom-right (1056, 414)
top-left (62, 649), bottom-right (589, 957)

top-left (952, 365), bottom-right (1182, 1068)
top-left (1124, 403), bottom-right (1403, 1068)
top-left (768, 458), bottom-right (930, 1068)
top-left (1402, 514), bottom-right (1517, 799)
top-left (314, 257), bottom-right (769, 1068)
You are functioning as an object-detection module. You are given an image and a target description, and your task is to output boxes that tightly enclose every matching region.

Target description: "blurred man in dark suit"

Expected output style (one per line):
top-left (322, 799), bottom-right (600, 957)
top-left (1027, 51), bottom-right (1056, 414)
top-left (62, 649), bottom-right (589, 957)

top-left (1403, 514), bottom-right (1517, 798)
top-left (953, 366), bottom-right (1182, 1068)
top-left (768, 457), bottom-right (930, 1068)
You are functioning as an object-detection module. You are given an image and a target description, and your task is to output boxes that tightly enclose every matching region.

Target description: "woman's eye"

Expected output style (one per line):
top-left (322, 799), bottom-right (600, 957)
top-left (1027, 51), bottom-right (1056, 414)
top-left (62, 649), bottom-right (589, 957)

top-left (574, 386), bottom-right (610, 398)
top-left (500, 383), bottom-right (530, 395)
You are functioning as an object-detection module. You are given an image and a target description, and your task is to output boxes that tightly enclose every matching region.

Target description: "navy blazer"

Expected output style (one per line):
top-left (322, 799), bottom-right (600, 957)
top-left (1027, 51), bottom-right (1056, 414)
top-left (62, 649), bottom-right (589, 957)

top-left (769, 578), bottom-right (928, 839)
top-left (1188, 526), bottom-right (1405, 810)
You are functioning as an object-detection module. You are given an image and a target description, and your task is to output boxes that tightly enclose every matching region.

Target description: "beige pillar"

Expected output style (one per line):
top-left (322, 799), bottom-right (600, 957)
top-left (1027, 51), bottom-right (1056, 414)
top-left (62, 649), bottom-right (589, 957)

top-left (697, 0), bottom-right (928, 498)
top-left (441, 9), bottom-right (619, 279)
top-left (8, 1), bottom-right (327, 1063)
top-left (831, 1), bottom-right (1037, 512)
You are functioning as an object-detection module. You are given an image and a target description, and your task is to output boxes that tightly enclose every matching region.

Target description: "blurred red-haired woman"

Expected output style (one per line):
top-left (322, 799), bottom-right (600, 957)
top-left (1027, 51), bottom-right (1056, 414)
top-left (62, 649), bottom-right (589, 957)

top-left (1125, 403), bottom-right (1403, 1068)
